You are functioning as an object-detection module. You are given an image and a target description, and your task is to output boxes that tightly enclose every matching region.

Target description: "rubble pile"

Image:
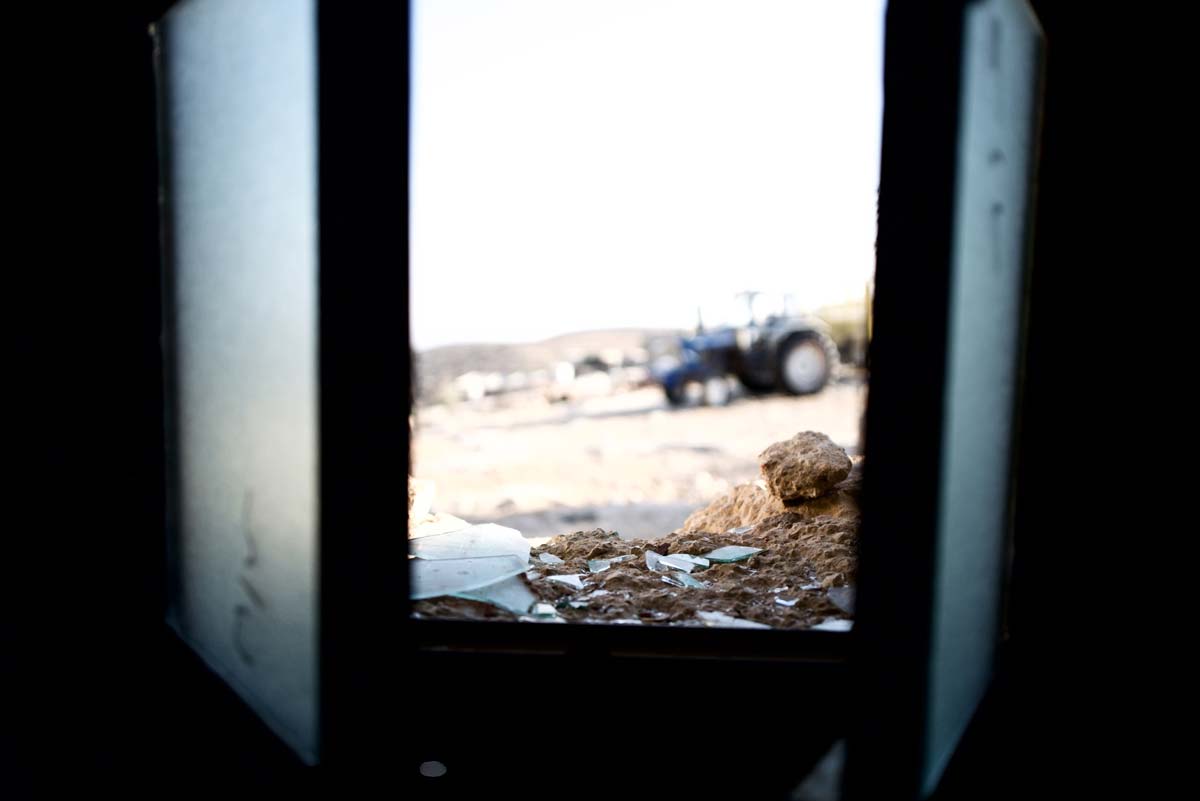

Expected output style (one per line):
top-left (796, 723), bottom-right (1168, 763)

top-left (411, 430), bottom-right (860, 630)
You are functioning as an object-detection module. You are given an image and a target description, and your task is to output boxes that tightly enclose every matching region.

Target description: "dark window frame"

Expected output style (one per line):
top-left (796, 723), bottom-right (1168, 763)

top-left (138, 1), bottom-right (1042, 795)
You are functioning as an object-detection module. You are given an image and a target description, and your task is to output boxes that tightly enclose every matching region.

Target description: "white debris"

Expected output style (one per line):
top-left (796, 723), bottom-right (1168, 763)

top-left (546, 574), bottom-right (586, 591)
top-left (696, 611), bottom-right (771, 629)
top-left (811, 618), bottom-right (853, 632)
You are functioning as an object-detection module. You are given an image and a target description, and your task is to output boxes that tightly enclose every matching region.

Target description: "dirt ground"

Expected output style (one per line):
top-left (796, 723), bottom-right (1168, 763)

top-left (412, 515), bottom-right (859, 628)
top-left (412, 379), bottom-right (867, 541)
top-left (411, 380), bottom-right (867, 629)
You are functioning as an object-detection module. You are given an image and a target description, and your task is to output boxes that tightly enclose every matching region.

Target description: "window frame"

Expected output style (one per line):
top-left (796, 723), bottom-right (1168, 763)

top-left (145, 1), bottom-right (1041, 795)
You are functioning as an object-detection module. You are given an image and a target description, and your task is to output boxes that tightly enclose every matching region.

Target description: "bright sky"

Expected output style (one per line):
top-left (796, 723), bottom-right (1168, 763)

top-left (411, 0), bottom-right (885, 350)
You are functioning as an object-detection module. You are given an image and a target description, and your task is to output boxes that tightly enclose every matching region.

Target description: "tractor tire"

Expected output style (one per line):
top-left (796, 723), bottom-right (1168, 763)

top-left (665, 379), bottom-right (704, 408)
top-left (664, 382), bottom-right (687, 407)
top-left (735, 371), bottom-right (776, 394)
top-left (776, 333), bottom-right (838, 395)
top-left (703, 376), bottom-right (733, 407)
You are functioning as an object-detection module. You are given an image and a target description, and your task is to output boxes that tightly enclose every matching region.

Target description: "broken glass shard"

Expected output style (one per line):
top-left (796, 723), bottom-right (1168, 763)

top-left (579, 589), bottom-right (611, 601)
top-left (525, 570), bottom-right (542, 581)
top-left (800, 582), bottom-right (823, 591)
top-left (609, 554), bottom-right (636, 564)
top-left (696, 610), bottom-right (771, 629)
top-left (663, 571), bottom-right (707, 588)
top-left (827, 586), bottom-right (856, 614)
top-left (658, 554), bottom-right (701, 573)
top-left (410, 523), bottom-right (530, 563)
top-left (410, 555), bottom-right (528, 600)
top-left (701, 546), bottom-right (762, 563)
top-left (727, 525), bottom-right (755, 535)
top-left (607, 618), bottom-right (644, 625)
top-left (556, 599), bottom-right (589, 610)
top-left (455, 575), bottom-right (537, 615)
top-left (587, 559), bottom-right (611, 573)
top-left (519, 613), bottom-right (566, 623)
top-left (771, 586), bottom-right (788, 594)
top-left (812, 618), bottom-right (853, 632)
top-left (775, 597), bottom-right (798, 607)
top-left (538, 553), bottom-right (564, 565)
top-left (645, 551), bottom-right (667, 572)
top-left (663, 553), bottom-right (710, 569)
top-left (531, 603), bottom-right (558, 617)
top-left (547, 574), bottom-right (585, 591)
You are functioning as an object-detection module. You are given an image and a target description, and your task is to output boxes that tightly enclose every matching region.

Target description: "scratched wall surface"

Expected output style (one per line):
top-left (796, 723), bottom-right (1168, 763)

top-left (160, 0), bottom-right (318, 763)
top-left (924, 0), bottom-right (1042, 793)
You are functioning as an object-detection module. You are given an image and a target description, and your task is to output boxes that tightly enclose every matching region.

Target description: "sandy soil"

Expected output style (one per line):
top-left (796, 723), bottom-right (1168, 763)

top-left (412, 380), bottom-right (867, 540)
top-left (412, 514), bottom-right (859, 629)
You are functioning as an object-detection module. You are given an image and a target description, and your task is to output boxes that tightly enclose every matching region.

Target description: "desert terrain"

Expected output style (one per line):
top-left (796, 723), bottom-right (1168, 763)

top-left (413, 379), bottom-right (867, 541)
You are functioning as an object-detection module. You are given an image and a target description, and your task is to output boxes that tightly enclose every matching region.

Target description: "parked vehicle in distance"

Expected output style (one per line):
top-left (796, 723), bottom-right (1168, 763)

top-left (651, 292), bottom-right (840, 406)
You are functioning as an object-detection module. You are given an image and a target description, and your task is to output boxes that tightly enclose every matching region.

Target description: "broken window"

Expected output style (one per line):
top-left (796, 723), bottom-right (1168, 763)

top-left (408, 0), bottom-right (883, 630)
top-left (153, 1), bottom-right (1043, 791)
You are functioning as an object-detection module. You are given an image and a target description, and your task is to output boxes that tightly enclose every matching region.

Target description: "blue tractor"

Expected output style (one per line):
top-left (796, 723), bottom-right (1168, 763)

top-left (652, 292), bottom-right (840, 407)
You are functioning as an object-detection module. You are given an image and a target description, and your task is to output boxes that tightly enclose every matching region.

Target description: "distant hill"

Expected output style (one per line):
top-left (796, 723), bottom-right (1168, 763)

top-left (415, 328), bottom-right (682, 403)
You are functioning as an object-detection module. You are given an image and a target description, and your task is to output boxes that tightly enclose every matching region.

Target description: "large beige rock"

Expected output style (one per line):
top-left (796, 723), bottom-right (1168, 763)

top-left (758, 431), bottom-right (852, 501)
top-left (680, 482), bottom-right (788, 533)
top-left (788, 457), bottom-right (862, 519)
top-left (680, 459), bottom-right (862, 534)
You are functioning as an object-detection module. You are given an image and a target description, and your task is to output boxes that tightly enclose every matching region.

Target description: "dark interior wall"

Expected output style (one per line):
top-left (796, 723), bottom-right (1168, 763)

top-left (10, 3), bottom-right (309, 791)
top-left (14, 0), bottom-right (168, 753)
top-left (16, 6), bottom-right (167, 639)
top-left (937, 4), bottom-right (1180, 797)
top-left (844, 3), bottom-right (963, 797)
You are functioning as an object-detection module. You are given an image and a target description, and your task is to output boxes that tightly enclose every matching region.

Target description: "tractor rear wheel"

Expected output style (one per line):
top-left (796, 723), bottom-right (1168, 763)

top-left (703, 376), bottom-right (732, 407)
top-left (664, 379), bottom-right (705, 407)
top-left (777, 334), bottom-right (836, 395)
top-left (664, 382), bottom-right (686, 407)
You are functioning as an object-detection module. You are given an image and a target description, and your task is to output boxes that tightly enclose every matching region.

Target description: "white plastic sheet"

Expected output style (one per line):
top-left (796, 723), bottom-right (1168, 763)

top-left (410, 555), bottom-right (528, 600)
top-left (410, 523), bottom-right (530, 563)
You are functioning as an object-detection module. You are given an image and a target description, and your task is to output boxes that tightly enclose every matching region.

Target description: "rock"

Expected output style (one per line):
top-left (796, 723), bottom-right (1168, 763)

top-left (758, 431), bottom-right (852, 501)
top-left (679, 482), bottom-right (788, 533)
top-left (679, 458), bottom-right (863, 534)
top-left (821, 573), bottom-right (846, 589)
top-left (781, 457), bottom-right (863, 520)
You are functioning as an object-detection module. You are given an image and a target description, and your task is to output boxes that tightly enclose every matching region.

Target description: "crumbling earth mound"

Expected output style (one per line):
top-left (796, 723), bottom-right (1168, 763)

top-left (680, 458), bottom-right (861, 534)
